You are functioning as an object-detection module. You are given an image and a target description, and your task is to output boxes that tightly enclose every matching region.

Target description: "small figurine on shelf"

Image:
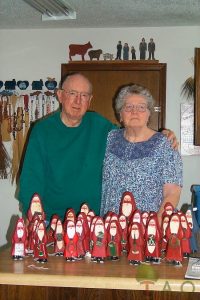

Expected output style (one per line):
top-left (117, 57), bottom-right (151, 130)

top-left (144, 216), bottom-right (161, 264)
top-left (33, 220), bottom-right (48, 263)
top-left (128, 222), bottom-right (144, 265)
top-left (27, 214), bottom-right (41, 255)
top-left (119, 191), bottom-right (136, 223)
top-left (76, 219), bottom-right (86, 260)
top-left (148, 38), bottom-right (156, 60)
top-left (64, 220), bottom-right (78, 262)
top-left (77, 212), bottom-right (90, 253)
top-left (91, 217), bottom-right (107, 263)
top-left (89, 216), bottom-right (98, 255)
top-left (162, 202), bottom-right (174, 218)
top-left (104, 211), bottom-right (113, 229)
top-left (54, 218), bottom-right (65, 256)
top-left (88, 49), bottom-right (103, 61)
top-left (139, 38), bottom-right (147, 60)
top-left (131, 209), bottom-right (145, 237)
top-left (80, 202), bottom-right (90, 216)
top-left (115, 41), bottom-right (122, 60)
top-left (47, 214), bottom-right (59, 246)
top-left (27, 193), bottom-right (45, 224)
top-left (63, 208), bottom-right (76, 231)
top-left (119, 214), bottom-right (128, 253)
top-left (180, 213), bottom-right (191, 258)
top-left (165, 213), bottom-right (184, 266)
top-left (11, 217), bottom-right (27, 260)
top-left (69, 42), bottom-right (93, 61)
top-left (107, 220), bottom-right (121, 261)
top-left (141, 211), bottom-right (149, 227)
top-left (161, 214), bottom-right (170, 253)
top-left (110, 212), bottom-right (119, 223)
top-left (123, 43), bottom-right (129, 60)
top-left (131, 46), bottom-right (136, 60)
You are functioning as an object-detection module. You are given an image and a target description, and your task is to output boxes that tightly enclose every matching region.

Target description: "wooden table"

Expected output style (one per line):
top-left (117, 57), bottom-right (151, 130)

top-left (0, 249), bottom-right (200, 300)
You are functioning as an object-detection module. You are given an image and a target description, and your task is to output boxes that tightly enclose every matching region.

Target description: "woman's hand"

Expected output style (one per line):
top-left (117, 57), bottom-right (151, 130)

top-left (162, 129), bottom-right (179, 150)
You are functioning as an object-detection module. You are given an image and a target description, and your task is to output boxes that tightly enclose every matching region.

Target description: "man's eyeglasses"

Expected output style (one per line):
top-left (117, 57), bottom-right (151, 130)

top-left (62, 89), bottom-right (91, 102)
top-left (122, 103), bottom-right (148, 113)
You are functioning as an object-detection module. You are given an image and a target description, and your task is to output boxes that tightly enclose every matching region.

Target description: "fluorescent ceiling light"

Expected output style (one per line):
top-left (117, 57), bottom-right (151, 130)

top-left (23, 0), bottom-right (76, 21)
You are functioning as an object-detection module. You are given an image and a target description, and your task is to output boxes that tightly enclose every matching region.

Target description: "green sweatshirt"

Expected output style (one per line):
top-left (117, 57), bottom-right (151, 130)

top-left (18, 110), bottom-right (116, 220)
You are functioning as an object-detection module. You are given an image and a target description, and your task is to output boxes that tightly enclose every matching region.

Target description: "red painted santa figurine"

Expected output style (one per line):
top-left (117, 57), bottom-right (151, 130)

top-left (11, 217), bottom-right (27, 260)
top-left (119, 214), bottom-right (128, 253)
top-left (80, 202), bottom-right (90, 216)
top-left (128, 222), bottom-right (144, 265)
top-left (107, 220), bottom-right (121, 261)
top-left (33, 220), bottom-right (48, 263)
top-left (75, 219), bottom-right (86, 259)
top-left (54, 218), bottom-right (65, 256)
top-left (47, 214), bottom-right (59, 246)
top-left (119, 191), bottom-right (136, 223)
top-left (91, 217), bottom-right (107, 263)
top-left (144, 215), bottom-right (161, 263)
top-left (64, 220), bottom-right (78, 262)
top-left (180, 213), bottom-right (191, 258)
top-left (27, 193), bottom-right (45, 224)
top-left (166, 213), bottom-right (184, 266)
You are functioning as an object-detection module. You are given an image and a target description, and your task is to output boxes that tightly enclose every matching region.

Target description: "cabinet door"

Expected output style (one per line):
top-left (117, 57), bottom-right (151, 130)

top-left (61, 61), bottom-right (166, 130)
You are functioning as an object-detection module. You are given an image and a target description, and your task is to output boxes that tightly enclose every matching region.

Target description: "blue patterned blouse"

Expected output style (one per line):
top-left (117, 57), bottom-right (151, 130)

top-left (100, 129), bottom-right (183, 216)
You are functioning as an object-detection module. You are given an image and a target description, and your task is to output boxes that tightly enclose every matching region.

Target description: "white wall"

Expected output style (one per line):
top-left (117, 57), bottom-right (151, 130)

top-left (0, 26), bottom-right (200, 246)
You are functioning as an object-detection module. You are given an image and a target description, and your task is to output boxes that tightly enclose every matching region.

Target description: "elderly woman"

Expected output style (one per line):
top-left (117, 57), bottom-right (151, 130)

top-left (100, 84), bottom-right (183, 223)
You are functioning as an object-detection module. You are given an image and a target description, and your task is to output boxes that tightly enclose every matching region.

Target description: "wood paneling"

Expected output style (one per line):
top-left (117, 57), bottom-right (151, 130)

top-left (0, 286), bottom-right (200, 300)
top-left (61, 61), bottom-right (166, 130)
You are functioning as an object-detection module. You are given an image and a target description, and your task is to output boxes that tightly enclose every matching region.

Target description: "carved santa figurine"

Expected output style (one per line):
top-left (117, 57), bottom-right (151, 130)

top-left (128, 222), bottom-right (144, 265)
top-left (33, 220), bottom-right (48, 263)
top-left (86, 214), bottom-right (92, 229)
top-left (91, 217), bottom-right (107, 263)
top-left (162, 202), bottom-right (174, 218)
top-left (77, 212), bottom-right (90, 253)
top-left (144, 215), bottom-right (161, 263)
top-left (166, 213), bottom-right (184, 266)
top-left (119, 191), bottom-right (136, 223)
top-left (27, 193), bottom-right (45, 224)
top-left (161, 214), bottom-right (170, 253)
top-left (131, 209), bottom-right (145, 237)
top-left (63, 208), bottom-right (76, 231)
top-left (54, 218), bottom-right (65, 256)
top-left (141, 211), bottom-right (149, 227)
top-left (107, 220), bottom-right (121, 261)
top-left (180, 213), bottom-right (191, 258)
top-left (89, 216), bottom-right (98, 255)
top-left (27, 214), bottom-right (41, 255)
top-left (104, 211), bottom-right (113, 229)
top-left (118, 214), bottom-right (128, 253)
top-left (11, 218), bottom-right (27, 260)
top-left (47, 214), bottom-right (59, 246)
top-left (80, 202), bottom-right (90, 216)
top-left (110, 212), bottom-right (119, 223)
top-left (64, 220), bottom-right (78, 261)
top-left (75, 219), bottom-right (85, 259)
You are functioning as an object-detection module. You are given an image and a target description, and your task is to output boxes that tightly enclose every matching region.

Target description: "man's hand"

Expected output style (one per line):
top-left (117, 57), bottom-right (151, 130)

top-left (162, 129), bottom-right (179, 150)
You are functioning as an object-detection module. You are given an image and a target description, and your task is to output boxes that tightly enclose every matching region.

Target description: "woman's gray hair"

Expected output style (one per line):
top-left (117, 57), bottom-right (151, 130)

top-left (114, 84), bottom-right (155, 114)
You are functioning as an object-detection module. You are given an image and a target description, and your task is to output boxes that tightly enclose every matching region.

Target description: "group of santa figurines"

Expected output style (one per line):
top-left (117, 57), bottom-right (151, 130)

top-left (11, 191), bottom-right (199, 266)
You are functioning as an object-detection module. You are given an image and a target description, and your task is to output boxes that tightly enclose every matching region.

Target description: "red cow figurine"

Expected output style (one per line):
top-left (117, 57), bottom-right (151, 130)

top-left (69, 42), bottom-right (93, 61)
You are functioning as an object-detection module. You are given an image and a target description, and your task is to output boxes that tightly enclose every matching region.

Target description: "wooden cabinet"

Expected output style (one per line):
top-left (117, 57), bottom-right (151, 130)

top-left (61, 61), bottom-right (166, 130)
